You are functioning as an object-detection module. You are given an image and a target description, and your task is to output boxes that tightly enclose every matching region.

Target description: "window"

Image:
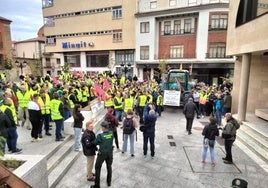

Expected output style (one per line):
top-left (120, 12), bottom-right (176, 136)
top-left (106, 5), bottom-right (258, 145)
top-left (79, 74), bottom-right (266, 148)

top-left (113, 30), bottom-right (122, 42)
top-left (174, 20), bottom-right (181, 35)
top-left (115, 50), bottom-right (134, 65)
top-left (150, 1), bottom-right (157, 9)
top-left (56, 58), bottom-right (61, 64)
top-left (236, 0), bottom-right (268, 26)
top-left (44, 17), bottom-right (55, 26)
top-left (86, 51), bottom-right (109, 67)
top-left (170, 45), bottom-right (184, 58)
top-left (211, 14), bottom-right (228, 30)
top-left (45, 58), bottom-right (51, 67)
top-left (112, 7), bottom-right (122, 19)
top-left (140, 22), bottom-right (150, 33)
top-left (46, 37), bottom-right (56, 45)
top-left (64, 53), bottom-right (81, 67)
top-left (169, 0), bottom-right (176, 6)
top-left (42, 0), bottom-right (53, 8)
top-left (140, 46), bottom-right (149, 60)
top-left (164, 21), bottom-right (171, 35)
top-left (209, 43), bottom-right (226, 58)
top-left (184, 19), bottom-right (192, 33)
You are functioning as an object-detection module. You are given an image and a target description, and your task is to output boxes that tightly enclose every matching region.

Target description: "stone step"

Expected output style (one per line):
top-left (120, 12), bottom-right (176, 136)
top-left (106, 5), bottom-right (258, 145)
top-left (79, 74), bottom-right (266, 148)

top-left (47, 136), bottom-right (74, 174)
top-left (47, 136), bottom-right (82, 188)
top-left (236, 124), bottom-right (268, 164)
top-left (239, 124), bottom-right (268, 151)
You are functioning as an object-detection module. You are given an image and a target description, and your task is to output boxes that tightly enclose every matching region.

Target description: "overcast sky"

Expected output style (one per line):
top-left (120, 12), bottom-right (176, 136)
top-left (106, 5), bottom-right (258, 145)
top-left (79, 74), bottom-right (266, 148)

top-left (0, 0), bottom-right (43, 41)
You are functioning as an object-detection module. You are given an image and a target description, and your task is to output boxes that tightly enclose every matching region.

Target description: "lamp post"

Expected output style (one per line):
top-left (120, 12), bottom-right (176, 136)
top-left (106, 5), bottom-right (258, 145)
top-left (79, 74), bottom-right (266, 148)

top-left (120, 62), bottom-right (131, 77)
top-left (15, 59), bottom-right (28, 75)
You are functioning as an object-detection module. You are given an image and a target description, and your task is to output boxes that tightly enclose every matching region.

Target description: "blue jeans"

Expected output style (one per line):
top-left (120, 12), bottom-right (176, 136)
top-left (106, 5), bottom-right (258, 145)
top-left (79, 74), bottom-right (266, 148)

top-left (115, 110), bottom-right (122, 122)
top-left (64, 110), bottom-right (71, 120)
top-left (7, 126), bottom-right (18, 152)
top-left (215, 109), bottom-right (222, 126)
top-left (143, 132), bottom-right (155, 157)
top-left (199, 104), bottom-right (206, 116)
top-left (74, 127), bottom-right (82, 150)
top-left (122, 131), bottom-right (135, 155)
top-left (55, 120), bottom-right (63, 140)
top-left (202, 139), bottom-right (215, 163)
top-left (40, 114), bottom-right (50, 134)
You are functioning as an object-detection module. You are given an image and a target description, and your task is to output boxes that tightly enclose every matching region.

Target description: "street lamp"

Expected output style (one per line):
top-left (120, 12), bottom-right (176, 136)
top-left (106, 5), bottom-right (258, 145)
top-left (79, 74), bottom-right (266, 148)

top-left (120, 62), bottom-right (131, 77)
top-left (15, 59), bottom-right (28, 75)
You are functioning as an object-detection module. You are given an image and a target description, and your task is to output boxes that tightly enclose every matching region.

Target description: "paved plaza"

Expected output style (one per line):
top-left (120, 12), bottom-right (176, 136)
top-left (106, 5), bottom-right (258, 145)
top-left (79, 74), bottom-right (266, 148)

top-left (15, 107), bottom-right (268, 188)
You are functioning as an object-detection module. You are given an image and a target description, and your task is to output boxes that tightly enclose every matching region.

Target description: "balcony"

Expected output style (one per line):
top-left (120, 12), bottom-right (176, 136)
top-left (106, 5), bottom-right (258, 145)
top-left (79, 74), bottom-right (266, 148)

top-left (208, 25), bottom-right (228, 31)
top-left (161, 28), bottom-right (194, 36)
top-left (206, 53), bottom-right (233, 59)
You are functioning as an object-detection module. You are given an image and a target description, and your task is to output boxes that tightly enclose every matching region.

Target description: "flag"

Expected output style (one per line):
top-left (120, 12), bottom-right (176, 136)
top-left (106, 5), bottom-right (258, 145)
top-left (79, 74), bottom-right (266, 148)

top-left (103, 78), bottom-right (111, 91)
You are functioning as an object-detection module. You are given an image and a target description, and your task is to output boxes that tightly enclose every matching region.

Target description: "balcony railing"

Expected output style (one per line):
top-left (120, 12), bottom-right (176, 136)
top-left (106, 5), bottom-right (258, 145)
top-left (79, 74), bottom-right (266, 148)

top-left (161, 28), bottom-right (195, 36)
top-left (208, 25), bottom-right (228, 31)
top-left (206, 53), bottom-right (233, 58)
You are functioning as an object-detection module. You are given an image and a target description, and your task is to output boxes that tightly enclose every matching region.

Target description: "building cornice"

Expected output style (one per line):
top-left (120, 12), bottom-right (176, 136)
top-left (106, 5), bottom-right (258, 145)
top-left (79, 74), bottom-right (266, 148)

top-left (135, 3), bottom-right (229, 18)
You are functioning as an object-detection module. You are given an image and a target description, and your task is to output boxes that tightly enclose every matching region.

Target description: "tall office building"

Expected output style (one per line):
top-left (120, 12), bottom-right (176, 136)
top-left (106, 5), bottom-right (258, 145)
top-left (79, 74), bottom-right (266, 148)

top-left (42, 0), bottom-right (136, 77)
top-left (135, 0), bottom-right (234, 83)
top-left (227, 0), bottom-right (268, 118)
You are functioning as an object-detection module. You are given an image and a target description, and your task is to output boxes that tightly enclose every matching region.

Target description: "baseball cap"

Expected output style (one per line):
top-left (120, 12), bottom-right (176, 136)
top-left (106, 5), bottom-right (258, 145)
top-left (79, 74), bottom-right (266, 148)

top-left (100, 121), bottom-right (110, 128)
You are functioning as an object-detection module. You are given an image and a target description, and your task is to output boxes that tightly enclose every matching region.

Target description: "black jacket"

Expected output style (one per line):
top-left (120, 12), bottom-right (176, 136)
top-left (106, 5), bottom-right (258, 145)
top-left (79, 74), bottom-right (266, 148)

top-left (81, 130), bottom-right (97, 156)
top-left (0, 111), bottom-right (11, 138)
top-left (202, 123), bottom-right (219, 140)
top-left (183, 101), bottom-right (198, 118)
top-left (73, 111), bottom-right (84, 128)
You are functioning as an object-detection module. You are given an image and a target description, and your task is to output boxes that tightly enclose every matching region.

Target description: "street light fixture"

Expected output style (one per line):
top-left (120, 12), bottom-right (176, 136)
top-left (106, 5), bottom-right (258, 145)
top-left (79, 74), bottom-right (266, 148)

top-left (15, 59), bottom-right (28, 75)
top-left (120, 62), bottom-right (131, 77)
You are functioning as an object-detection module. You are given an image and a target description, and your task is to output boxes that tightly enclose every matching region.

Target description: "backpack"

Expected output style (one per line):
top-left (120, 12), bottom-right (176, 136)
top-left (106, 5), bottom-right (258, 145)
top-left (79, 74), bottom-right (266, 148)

top-left (123, 117), bottom-right (135, 134)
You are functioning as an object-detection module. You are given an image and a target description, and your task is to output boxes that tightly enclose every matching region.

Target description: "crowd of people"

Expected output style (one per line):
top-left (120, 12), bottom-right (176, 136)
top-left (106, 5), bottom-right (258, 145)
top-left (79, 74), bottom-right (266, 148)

top-left (0, 71), bottom-right (240, 187)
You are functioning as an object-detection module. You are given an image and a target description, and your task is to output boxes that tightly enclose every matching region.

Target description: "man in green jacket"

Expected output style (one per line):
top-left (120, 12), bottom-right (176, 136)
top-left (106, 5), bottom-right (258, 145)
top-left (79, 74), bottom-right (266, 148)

top-left (91, 121), bottom-right (114, 188)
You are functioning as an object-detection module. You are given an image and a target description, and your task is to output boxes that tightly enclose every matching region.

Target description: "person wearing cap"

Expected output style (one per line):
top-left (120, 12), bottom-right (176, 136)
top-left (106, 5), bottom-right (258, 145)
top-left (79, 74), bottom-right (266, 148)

top-left (91, 121), bottom-right (114, 188)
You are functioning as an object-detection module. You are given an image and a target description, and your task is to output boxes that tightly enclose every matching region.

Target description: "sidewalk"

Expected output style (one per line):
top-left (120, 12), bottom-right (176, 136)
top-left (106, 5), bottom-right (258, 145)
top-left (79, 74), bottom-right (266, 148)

top-left (54, 107), bottom-right (268, 188)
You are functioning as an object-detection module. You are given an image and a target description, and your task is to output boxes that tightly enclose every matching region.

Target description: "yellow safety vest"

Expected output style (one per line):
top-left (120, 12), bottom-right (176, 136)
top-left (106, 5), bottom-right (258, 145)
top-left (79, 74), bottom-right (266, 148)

top-left (75, 88), bottom-right (83, 102)
top-left (114, 96), bottom-right (123, 110)
top-left (38, 94), bottom-right (51, 115)
top-left (105, 97), bottom-right (114, 108)
top-left (199, 93), bottom-right (208, 105)
top-left (139, 95), bottom-right (147, 107)
top-left (0, 105), bottom-right (18, 125)
top-left (68, 94), bottom-right (75, 109)
top-left (82, 88), bottom-right (89, 102)
top-left (50, 99), bottom-right (63, 121)
top-left (156, 95), bottom-right (163, 106)
top-left (16, 90), bottom-right (31, 108)
top-left (123, 98), bottom-right (134, 112)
